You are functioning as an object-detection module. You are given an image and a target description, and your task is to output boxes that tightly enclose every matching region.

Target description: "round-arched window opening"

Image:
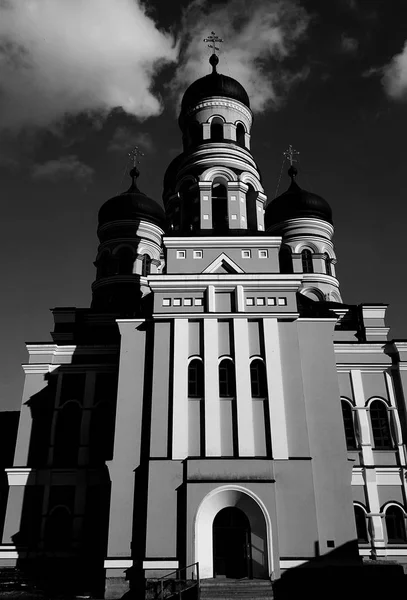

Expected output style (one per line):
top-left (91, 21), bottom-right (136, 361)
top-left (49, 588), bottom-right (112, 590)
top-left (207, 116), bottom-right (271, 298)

top-left (211, 117), bottom-right (224, 142)
top-left (115, 247), bottom-right (134, 275)
top-left (301, 249), bottom-right (314, 273)
top-left (324, 253), bottom-right (332, 276)
top-left (354, 505), bottom-right (369, 543)
top-left (250, 360), bottom-right (267, 397)
top-left (190, 122), bottom-right (203, 146)
top-left (219, 359), bottom-right (236, 397)
top-left (212, 182), bottom-right (228, 232)
top-left (385, 506), bottom-right (407, 543)
top-left (188, 359), bottom-right (204, 398)
top-left (279, 246), bottom-right (293, 274)
top-left (141, 254), bottom-right (152, 277)
top-left (370, 400), bottom-right (393, 449)
top-left (341, 400), bottom-right (357, 450)
top-left (236, 123), bottom-right (246, 148)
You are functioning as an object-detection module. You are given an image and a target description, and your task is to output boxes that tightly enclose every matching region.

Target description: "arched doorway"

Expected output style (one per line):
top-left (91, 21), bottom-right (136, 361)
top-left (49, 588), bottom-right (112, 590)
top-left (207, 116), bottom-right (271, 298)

top-left (213, 507), bottom-right (252, 579)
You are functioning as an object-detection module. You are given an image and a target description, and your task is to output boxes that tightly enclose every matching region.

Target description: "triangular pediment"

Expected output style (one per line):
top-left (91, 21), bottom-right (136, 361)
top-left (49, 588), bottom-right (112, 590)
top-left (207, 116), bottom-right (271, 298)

top-left (203, 253), bottom-right (244, 274)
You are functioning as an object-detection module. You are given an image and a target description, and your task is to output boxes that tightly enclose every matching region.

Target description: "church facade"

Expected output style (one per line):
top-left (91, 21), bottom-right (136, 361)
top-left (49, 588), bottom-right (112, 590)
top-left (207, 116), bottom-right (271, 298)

top-left (1, 52), bottom-right (407, 598)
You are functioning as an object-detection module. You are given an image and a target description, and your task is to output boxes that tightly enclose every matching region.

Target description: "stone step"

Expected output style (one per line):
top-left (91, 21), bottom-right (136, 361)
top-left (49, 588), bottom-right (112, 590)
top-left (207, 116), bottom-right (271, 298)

top-left (200, 579), bottom-right (273, 599)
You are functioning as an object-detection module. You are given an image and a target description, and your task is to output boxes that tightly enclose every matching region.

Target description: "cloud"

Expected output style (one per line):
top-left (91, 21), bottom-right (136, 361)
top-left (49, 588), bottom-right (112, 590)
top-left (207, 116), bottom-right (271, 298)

top-left (340, 34), bottom-right (359, 54)
top-left (382, 41), bottom-right (407, 100)
top-left (0, 0), bottom-right (178, 134)
top-left (108, 127), bottom-right (154, 154)
top-left (31, 155), bottom-right (94, 186)
top-left (172, 0), bottom-right (310, 113)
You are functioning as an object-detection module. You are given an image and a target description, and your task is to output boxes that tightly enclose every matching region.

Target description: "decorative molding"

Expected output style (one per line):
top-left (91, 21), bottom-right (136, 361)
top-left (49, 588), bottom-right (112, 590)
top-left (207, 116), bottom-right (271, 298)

top-left (104, 559), bottom-right (133, 569)
top-left (143, 560), bottom-right (179, 570)
top-left (5, 468), bottom-right (33, 486)
top-left (280, 559), bottom-right (308, 568)
top-left (163, 236), bottom-right (282, 249)
top-left (22, 364), bottom-right (60, 374)
top-left (202, 253), bottom-right (244, 274)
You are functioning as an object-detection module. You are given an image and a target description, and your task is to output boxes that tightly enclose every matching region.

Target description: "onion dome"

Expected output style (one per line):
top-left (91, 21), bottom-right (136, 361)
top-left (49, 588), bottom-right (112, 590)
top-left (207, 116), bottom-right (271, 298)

top-left (181, 54), bottom-right (250, 114)
top-left (265, 166), bottom-right (333, 228)
top-left (98, 167), bottom-right (166, 228)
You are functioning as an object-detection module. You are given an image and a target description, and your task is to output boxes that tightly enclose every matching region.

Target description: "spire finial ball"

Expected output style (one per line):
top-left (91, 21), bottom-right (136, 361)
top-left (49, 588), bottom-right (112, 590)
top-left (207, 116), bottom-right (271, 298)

top-left (209, 53), bottom-right (219, 72)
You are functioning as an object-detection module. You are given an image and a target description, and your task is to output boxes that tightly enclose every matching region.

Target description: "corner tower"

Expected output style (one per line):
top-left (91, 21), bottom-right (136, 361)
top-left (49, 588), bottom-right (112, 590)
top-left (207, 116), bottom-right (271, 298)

top-left (164, 53), bottom-right (267, 234)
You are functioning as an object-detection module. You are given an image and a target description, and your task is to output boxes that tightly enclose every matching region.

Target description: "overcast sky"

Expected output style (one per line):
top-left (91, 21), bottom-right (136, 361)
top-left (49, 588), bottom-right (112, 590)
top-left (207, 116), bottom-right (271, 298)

top-left (1, 0), bottom-right (407, 410)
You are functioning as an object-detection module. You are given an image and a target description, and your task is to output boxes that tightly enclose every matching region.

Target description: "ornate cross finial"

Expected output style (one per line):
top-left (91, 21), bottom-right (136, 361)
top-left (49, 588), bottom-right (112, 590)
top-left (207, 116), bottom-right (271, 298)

top-left (128, 146), bottom-right (144, 169)
top-left (203, 31), bottom-right (223, 55)
top-left (283, 144), bottom-right (300, 166)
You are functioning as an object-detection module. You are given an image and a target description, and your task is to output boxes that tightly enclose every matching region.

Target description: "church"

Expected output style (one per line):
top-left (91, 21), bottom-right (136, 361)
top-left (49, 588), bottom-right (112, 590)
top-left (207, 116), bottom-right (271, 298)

top-left (1, 41), bottom-right (407, 599)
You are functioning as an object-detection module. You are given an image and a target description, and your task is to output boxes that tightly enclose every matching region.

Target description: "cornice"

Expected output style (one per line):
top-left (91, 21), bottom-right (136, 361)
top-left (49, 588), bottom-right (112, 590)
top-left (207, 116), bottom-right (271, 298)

top-left (153, 312), bottom-right (300, 320)
top-left (163, 236), bottom-right (282, 248)
top-left (149, 274), bottom-right (302, 288)
top-left (334, 343), bottom-right (388, 353)
top-left (186, 97), bottom-right (253, 123)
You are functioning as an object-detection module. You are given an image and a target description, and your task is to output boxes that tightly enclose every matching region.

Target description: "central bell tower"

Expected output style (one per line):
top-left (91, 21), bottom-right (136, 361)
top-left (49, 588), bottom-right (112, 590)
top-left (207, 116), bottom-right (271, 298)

top-left (164, 52), bottom-right (267, 235)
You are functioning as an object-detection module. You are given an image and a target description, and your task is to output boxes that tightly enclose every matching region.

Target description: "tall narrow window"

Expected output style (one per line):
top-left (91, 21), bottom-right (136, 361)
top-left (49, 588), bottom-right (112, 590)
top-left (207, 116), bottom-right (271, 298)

top-left (141, 253), bottom-right (151, 276)
top-left (385, 506), bottom-right (407, 543)
top-left (324, 252), bottom-right (332, 276)
top-left (53, 402), bottom-right (82, 466)
top-left (212, 182), bottom-right (228, 232)
top-left (116, 247), bottom-right (134, 274)
top-left (236, 123), bottom-right (246, 148)
top-left (190, 122), bottom-right (203, 146)
top-left (188, 359), bottom-right (204, 398)
top-left (301, 249), bottom-right (313, 273)
top-left (250, 360), bottom-right (267, 397)
top-left (341, 400), bottom-right (357, 450)
top-left (279, 246), bottom-right (293, 274)
top-left (370, 400), bottom-right (393, 449)
top-left (211, 117), bottom-right (224, 142)
top-left (354, 506), bottom-right (369, 543)
top-left (219, 359), bottom-right (235, 397)
top-left (246, 184), bottom-right (257, 231)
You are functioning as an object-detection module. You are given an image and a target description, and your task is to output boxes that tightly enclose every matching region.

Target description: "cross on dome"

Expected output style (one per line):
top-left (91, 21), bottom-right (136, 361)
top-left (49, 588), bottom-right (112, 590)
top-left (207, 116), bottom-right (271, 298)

top-left (128, 146), bottom-right (145, 169)
top-left (203, 31), bottom-right (223, 55)
top-left (283, 144), bottom-right (300, 166)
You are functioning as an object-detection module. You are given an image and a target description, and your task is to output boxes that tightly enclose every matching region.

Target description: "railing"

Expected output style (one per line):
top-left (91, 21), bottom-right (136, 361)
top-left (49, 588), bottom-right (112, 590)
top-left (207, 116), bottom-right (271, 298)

top-left (154, 562), bottom-right (200, 600)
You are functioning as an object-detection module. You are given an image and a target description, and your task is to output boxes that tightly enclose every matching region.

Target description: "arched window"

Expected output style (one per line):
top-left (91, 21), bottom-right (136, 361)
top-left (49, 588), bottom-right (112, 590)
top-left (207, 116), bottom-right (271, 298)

top-left (44, 506), bottom-right (72, 550)
top-left (250, 360), bottom-right (267, 398)
top-left (141, 253), bottom-right (151, 276)
top-left (115, 247), bottom-right (134, 275)
top-left (211, 117), bottom-right (224, 142)
top-left (212, 182), bottom-right (228, 232)
top-left (279, 246), bottom-right (293, 274)
top-left (246, 184), bottom-right (257, 231)
top-left (89, 401), bottom-right (115, 464)
top-left (341, 400), bottom-right (357, 450)
top-left (324, 253), bottom-right (332, 276)
top-left (301, 249), bottom-right (314, 273)
top-left (188, 359), bottom-right (204, 398)
top-left (97, 251), bottom-right (110, 278)
top-left (236, 123), bottom-right (246, 148)
top-left (354, 505), bottom-right (369, 543)
top-left (385, 505), bottom-right (407, 543)
top-left (53, 402), bottom-right (82, 466)
top-left (370, 400), bottom-right (393, 449)
top-left (219, 359), bottom-right (235, 397)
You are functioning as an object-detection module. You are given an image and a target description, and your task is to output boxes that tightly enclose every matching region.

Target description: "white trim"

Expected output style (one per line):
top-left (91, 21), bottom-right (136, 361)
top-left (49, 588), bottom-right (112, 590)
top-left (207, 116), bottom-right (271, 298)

top-left (359, 548), bottom-right (407, 556)
top-left (104, 559), bottom-right (133, 569)
top-left (22, 364), bottom-right (60, 374)
top-left (153, 312), bottom-right (300, 320)
top-left (143, 561), bottom-right (179, 570)
top-left (280, 560), bottom-right (308, 568)
top-left (203, 253), bottom-right (244, 274)
top-left (163, 236), bottom-right (282, 249)
top-left (204, 319), bottom-right (222, 456)
top-left (5, 468), bottom-right (33, 486)
top-left (263, 319), bottom-right (289, 459)
top-left (233, 318), bottom-right (255, 456)
top-left (172, 319), bottom-right (189, 460)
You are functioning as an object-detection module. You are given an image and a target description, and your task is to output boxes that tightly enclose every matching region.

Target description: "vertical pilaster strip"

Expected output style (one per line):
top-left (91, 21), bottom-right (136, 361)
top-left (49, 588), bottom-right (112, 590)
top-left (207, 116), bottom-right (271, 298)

top-left (233, 318), bottom-right (255, 456)
top-left (172, 318), bottom-right (189, 459)
top-left (236, 285), bottom-right (245, 312)
top-left (208, 285), bottom-right (215, 312)
top-left (385, 371), bottom-right (406, 465)
top-left (351, 369), bottom-right (385, 547)
top-left (204, 319), bottom-right (222, 456)
top-left (263, 318), bottom-right (289, 459)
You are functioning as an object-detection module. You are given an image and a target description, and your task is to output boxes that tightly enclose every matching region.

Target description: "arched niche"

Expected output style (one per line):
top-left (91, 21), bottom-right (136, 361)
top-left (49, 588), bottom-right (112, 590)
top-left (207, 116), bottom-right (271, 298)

top-left (212, 180), bottom-right (228, 232)
top-left (195, 485), bottom-right (273, 580)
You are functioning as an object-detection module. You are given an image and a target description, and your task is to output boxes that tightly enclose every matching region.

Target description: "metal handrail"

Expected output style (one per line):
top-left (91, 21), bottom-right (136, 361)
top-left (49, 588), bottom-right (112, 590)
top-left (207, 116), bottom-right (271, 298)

top-left (155, 562), bottom-right (200, 600)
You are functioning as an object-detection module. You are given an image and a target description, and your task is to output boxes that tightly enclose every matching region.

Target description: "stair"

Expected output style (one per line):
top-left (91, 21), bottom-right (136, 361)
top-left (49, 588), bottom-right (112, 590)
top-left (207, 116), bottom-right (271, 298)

top-left (0, 568), bottom-right (44, 597)
top-left (200, 578), bottom-right (273, 600)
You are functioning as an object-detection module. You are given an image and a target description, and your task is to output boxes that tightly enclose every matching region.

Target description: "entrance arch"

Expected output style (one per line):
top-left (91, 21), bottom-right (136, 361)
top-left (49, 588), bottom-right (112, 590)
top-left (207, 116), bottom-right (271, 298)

top-left (213, 507), bottom-right (251, 578)
top-left (194, 485), bottom-right (273, 580)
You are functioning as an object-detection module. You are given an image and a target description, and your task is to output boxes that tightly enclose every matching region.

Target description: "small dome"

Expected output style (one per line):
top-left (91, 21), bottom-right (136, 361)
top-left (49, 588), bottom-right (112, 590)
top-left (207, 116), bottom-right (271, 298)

top-left (265, 168), bottom-right (333, 228)
top-left (99, 168), bottom-right (166, 228)
top-left (181, 59), bottom-right (250, 113)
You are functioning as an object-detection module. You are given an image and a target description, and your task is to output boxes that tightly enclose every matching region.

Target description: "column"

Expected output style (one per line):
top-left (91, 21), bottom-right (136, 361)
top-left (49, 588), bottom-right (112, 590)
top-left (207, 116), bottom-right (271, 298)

top-left (263, 318), bottom-right (289, 459)
top-left (172, 319), bottom-right (189, 459)
top-left (350, 370), bottom-right (385, 549)
top-left (204, 319), bottom-right (221, 456)
top-left (233, 318), bottom-right (255, 456)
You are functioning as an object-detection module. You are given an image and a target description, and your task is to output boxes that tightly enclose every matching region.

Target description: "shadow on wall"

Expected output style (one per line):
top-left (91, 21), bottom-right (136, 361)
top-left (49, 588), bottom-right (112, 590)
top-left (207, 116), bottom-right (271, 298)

top-left (4, 351), bottom-right (119, 598)
top-left (273, 541), bottom-right (406, 600)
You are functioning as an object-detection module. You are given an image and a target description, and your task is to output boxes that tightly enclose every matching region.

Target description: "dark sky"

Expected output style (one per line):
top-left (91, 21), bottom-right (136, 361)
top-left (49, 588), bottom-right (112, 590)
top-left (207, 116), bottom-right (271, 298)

top-left (1, 0), bottom-right (407, 410)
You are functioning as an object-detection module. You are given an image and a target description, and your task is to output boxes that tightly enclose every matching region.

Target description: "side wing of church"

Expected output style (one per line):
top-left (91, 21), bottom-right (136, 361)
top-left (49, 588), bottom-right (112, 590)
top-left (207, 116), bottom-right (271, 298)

top-left (1, 52), bottom-right (407, 598)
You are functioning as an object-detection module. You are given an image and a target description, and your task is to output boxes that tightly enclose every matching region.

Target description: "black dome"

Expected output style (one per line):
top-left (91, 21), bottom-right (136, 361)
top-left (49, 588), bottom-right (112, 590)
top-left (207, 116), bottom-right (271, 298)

top-left (181, 71), bottom-right (250, 113)
top-left (265, 170), bottom-right (333, 228)
top-left (99, 169), bottom-right (166, 228)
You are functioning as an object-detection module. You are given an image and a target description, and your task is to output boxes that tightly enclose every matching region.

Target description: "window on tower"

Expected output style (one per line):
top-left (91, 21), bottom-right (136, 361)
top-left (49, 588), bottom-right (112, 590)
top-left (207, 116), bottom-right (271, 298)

top-left (370, 400), bottom-right (393, 449)
top-left (190, 121), bottom-right (203, 146)
top-left (250, 360), bottom-right (267, 397)
top-left (211, 117), bottom-right (224, 142)
top-left (188, 359), bottom-right (204, 398)
top-left (219, 359), bottom-right (236, 397)
top-left (301, 249), bottom-right (314, 273)
top-left (341, 400), bottom-right (358, 450)
top-left (324, 252), bottom-right (332, 276)
top-left (236, 123), bottom-right (246, 148)
top-left (115, 246), bottom-right (134, 275)
top-left (212, 182), bottom-right (228, 232)
top-left (141, 254), bottom-right (151, 276)
top-left (279, 246), bottom-right (293, 273)
top-left (385, 505), bottom-right (407, 543)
